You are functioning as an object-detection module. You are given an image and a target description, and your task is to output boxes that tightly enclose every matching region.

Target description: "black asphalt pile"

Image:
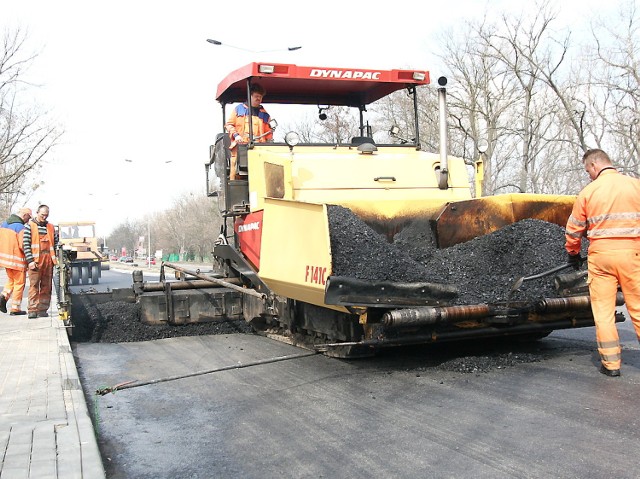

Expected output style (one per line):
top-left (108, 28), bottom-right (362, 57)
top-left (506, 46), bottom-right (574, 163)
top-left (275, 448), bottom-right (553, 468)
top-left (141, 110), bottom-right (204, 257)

top-left (328, 205), bottom-right (587, 305)
top-left (328, 205), bottom-right (433, 283)
top-left (431, 351), bottom-right (541, 373)
top-left (376, 339), bottom-right (548, 373)
top-left (72, 300), bottom-right (253, 343)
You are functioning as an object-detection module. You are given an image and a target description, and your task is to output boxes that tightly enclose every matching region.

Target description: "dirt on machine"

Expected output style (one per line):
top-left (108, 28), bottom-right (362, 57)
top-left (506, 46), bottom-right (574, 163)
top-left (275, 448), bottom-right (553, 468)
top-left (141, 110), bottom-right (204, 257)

top-left (64, 62), bottom-right (625, 357)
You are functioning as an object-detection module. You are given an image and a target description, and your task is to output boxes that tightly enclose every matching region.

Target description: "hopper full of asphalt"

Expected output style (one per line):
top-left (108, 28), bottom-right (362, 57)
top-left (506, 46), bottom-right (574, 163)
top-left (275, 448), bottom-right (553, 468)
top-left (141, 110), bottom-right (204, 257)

top-left (328, 204), bottom-right (587, 305)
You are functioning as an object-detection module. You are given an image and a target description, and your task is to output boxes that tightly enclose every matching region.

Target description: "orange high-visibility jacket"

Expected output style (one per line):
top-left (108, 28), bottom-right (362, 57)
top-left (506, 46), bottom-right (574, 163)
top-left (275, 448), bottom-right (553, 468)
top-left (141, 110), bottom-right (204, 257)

top-left (225, 103), bottom-right (273, 143)
top-left (25, 222), bottom-right (57, 265)
top-left (566, 169), bottom-right (640, 254)
top-left (0, 228), bottom-right (26, 270)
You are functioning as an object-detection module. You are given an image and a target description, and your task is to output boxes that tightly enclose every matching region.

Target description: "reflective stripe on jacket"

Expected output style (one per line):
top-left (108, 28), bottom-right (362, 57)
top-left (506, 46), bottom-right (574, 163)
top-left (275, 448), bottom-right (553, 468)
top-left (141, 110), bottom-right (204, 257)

top-left (0, 228), bottom-right (26, 270)
top-left (225, 103), bottom-right (272, 143)
top-left (566, 169), bottom-right (640, 254)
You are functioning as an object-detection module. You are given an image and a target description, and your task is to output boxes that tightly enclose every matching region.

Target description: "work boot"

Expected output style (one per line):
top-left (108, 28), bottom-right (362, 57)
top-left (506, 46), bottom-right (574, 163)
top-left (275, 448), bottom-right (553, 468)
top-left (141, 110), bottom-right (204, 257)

top-left (599, 365), bottom-right (621, 377)
top-left (9, 311), bottom-right (26, 316)
top-left (0, 295), bottom-right (7, 314)
top-left (27, 312), bottom-right (37, 319)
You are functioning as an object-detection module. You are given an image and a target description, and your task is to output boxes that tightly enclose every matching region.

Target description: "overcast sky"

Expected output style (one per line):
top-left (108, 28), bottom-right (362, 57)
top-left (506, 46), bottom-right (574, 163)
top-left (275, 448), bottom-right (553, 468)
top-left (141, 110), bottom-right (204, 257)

top-left (2, 0), bottom-right (615, 235)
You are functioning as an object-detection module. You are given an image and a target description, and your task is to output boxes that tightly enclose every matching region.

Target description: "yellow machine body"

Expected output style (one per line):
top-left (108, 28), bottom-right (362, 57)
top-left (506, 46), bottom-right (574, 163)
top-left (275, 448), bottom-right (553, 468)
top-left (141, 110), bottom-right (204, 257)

top-left (204, 61), bottom-right (595, 355)
top-left (57, 221), bottom-right (102, 261)
top-left (242, 144), bottom-right (574, 310)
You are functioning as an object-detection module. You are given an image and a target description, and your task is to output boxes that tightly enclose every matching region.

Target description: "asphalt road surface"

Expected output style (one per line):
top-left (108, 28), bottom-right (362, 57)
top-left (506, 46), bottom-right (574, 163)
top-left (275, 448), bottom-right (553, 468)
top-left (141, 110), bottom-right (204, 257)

top-left (73, 269), bottom-right (640, 479)
top-left (70, 263), bottom-right (161, 293)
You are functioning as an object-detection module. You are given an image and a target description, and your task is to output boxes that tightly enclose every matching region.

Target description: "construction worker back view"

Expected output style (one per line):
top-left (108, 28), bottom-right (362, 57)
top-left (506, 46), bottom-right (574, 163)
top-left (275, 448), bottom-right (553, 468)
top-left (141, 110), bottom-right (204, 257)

top-left (0, 208), bottom-right (32, 315)
top-left (23, 205), bottom-right (58, 319)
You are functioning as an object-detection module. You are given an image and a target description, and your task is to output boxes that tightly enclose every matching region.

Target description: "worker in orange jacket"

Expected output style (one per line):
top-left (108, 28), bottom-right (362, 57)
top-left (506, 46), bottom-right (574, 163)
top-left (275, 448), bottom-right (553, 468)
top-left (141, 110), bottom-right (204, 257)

top-left (23, 205), bottom-right (58, 319)
top-left (565, 149), bottom-right (640, 377)
top-left (0, 207), bottom-right (32, 315)
top-left (225, 83), bottom-right (273, 179)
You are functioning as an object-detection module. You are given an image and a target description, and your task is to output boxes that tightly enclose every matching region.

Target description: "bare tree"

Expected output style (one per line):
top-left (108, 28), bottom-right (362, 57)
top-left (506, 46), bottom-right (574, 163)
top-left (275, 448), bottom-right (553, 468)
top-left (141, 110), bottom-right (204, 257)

top-left (433, 2), bottom-right (598, 196)
top-left (107, 219), bottom-right (146, 257)
top-left (315, 106), bottom-right (358, 144)
top-left (148, 192), bottom-right (221, 262)
top-left (372, 86), bottom-right (441, 150)
top-left (277, 111), bottom-right (319, 143)
top-left (436, 19), bottom-right (526, 195)
top-left (0, 28), bottom-right (62, 217)
top-left (587, 0), bottom-right (640, 176)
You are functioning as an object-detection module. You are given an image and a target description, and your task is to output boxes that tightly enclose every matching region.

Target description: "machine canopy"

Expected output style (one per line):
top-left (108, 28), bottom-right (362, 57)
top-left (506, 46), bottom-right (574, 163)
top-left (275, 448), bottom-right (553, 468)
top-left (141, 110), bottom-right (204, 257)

top-left (215, 62), bottom-right (431, 107)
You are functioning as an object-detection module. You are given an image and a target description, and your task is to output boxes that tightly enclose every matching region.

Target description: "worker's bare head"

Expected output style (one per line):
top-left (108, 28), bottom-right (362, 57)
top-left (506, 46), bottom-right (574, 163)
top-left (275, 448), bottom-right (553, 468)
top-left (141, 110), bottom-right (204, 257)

top-left (250, 83), bottom-right (266, 107)
top-left (18, 208), bottom-right (32, 222)
top-left (582, 148), bottom-right (612, 180)
top-left (35, 204), bottom-right (50, 223)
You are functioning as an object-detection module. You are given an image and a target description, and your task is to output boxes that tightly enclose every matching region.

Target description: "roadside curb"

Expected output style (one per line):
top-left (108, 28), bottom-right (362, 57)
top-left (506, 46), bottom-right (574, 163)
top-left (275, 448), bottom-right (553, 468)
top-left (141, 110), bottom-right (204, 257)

top-left (56, 317), bottom-right (106, 478)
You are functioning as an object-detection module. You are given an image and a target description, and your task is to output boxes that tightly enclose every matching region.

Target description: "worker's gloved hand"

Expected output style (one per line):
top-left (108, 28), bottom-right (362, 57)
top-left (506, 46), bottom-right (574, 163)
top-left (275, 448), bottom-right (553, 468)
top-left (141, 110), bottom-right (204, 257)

top-left (567, 253), bottom-right (583, 270)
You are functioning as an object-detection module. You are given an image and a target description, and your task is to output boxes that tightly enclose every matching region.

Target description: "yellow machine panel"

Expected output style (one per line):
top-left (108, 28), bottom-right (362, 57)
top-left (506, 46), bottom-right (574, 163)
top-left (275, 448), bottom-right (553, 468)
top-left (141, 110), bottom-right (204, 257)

top-left (257, 198), bottom-right (347, 313)
top-left (247, 145), bottom-right (473, 235)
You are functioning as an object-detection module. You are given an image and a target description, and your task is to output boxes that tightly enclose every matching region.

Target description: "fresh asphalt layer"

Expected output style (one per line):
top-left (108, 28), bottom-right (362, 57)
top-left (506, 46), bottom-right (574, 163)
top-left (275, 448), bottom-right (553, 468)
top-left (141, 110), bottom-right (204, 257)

top-left (75, 308), bottom-right (640, 479)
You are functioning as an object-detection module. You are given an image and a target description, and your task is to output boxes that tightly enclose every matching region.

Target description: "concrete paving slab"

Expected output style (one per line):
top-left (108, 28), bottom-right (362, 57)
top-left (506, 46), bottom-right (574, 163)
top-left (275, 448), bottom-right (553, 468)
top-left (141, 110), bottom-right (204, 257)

top-left (0, 269), bottom-right (105, 479)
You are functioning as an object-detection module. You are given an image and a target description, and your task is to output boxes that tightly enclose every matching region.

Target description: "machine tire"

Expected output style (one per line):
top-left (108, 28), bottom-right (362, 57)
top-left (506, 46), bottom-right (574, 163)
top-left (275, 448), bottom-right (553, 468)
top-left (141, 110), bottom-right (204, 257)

top-left (81, 265), bottom-right (90, 285)
top-left (71, 266), bottom-right (80, 286)
top-left (91, 264), bottom-right (100, 284)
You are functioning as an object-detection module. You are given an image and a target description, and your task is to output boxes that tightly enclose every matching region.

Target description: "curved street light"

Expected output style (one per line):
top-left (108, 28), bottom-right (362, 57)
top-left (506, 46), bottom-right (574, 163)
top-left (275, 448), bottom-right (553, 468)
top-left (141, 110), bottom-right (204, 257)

top-left (206, 38), bottom-right (302, 53)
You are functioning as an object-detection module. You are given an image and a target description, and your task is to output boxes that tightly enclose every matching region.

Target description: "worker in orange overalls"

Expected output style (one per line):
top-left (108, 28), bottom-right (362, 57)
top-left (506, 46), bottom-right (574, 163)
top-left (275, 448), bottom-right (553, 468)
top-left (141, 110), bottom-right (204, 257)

top-left (23, 204), bottom-right (58, 319)
top-left (565, 148), bottom-right (640, 377)
top-left (224, 83), bottom-right (273, 179)
top-left (0, 208), bottom-right (32, 315)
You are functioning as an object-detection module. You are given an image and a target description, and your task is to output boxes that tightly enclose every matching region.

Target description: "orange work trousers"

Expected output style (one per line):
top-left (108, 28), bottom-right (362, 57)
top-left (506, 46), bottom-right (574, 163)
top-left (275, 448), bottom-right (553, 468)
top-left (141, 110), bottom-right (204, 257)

top-left (587, 248), bottom-right (640, 370)
top-left (27, 257), bottom-right (54, 315)
top-left (2, 268), bottom-right (26, 312)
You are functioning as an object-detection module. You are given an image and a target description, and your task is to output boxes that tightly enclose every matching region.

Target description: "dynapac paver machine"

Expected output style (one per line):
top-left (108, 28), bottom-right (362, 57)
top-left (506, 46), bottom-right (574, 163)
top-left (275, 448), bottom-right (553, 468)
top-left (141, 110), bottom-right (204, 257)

top-left (67, 62), bottom-right (625, 356)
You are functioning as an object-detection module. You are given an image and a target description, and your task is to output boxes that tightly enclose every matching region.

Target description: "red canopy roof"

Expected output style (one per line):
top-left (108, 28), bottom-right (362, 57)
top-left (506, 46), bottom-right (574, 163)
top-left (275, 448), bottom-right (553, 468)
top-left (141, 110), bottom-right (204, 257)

top-left (215, 62), bottom-right (431, 107)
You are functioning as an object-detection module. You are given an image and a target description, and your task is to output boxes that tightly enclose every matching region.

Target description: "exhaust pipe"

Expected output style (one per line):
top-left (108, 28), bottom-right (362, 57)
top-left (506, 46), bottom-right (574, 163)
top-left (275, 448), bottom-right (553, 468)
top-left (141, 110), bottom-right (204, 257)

top-left (437, 76), bottom-right (449, 190)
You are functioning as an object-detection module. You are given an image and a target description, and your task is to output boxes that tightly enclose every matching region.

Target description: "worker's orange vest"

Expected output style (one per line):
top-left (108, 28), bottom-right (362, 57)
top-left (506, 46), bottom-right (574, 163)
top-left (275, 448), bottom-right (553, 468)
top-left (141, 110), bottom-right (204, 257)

top-left (566, 169), bottom-right (640, 254)
top-left (226, 104), bottom-right (273, 143)
top-left (0, 228), bottom-right (26, 270)
top-left (28, 222), bottom-right (57, 264)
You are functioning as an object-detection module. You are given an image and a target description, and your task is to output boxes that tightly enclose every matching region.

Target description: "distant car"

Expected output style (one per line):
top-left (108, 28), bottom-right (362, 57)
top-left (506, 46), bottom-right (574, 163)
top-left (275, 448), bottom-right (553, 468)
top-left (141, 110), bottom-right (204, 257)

top-left (110, 255), bottom-right (118, 261)
top-left (147, 257), bottom-right (156, 265)
top-left (119, 256), bottom-right (134, 263)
